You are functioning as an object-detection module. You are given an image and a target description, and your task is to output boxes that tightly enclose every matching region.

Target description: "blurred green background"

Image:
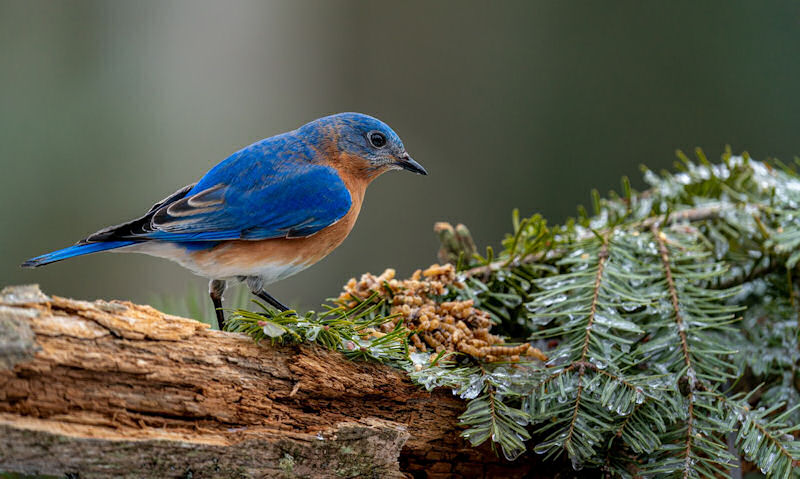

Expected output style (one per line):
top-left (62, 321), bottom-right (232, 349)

top-left (2, 1), bottom-right (799, 315)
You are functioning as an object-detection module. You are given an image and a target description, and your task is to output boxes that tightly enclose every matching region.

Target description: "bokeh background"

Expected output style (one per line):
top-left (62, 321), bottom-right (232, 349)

top-left (2, 1), bottom-right (800, 317)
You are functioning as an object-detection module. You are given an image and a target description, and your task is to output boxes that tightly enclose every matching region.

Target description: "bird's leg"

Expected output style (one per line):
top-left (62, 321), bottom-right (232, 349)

top-left (245, 276), bottom-right (290, 312)
top-left (209, 279), bottom-right (227, 330)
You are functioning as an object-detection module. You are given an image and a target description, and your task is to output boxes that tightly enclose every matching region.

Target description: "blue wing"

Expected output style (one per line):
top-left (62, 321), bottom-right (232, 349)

top-left (87, 135), bottom-right (352, 243)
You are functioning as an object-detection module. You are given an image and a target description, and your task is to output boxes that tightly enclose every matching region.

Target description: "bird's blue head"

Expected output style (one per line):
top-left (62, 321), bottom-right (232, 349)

top-left (300, 112), bottom-right (427, 177)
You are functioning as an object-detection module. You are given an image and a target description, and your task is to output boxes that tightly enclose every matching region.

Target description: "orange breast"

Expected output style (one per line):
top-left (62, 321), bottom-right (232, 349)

top-left (191, 165), bottom-right (371, 274)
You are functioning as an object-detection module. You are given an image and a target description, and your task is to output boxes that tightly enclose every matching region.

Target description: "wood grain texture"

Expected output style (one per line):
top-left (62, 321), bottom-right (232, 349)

top-left (0, 285), bottom-right (537, 479)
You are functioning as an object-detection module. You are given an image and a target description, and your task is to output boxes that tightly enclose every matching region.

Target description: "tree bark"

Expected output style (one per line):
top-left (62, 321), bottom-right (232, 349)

top-left (0, 285), bottom-right (536, 479)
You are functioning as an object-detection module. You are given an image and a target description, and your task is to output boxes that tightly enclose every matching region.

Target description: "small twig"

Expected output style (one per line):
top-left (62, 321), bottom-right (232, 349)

top-left (640, 204), bottom-right (722, 228)
top-left (461, 252), bottom-right (545, 279)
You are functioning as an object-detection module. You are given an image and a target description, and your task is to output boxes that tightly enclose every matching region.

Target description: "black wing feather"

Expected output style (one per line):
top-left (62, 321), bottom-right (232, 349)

top-left (80, 183), bottom-right (197, 244)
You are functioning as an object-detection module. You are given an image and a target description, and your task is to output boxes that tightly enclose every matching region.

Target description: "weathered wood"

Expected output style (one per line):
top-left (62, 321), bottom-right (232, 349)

top-left (0, 285), bottom-right (536, 478)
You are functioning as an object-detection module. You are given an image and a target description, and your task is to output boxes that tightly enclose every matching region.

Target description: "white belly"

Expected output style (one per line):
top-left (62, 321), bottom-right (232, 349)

top-left (116, 241), bottom-right (311, 284)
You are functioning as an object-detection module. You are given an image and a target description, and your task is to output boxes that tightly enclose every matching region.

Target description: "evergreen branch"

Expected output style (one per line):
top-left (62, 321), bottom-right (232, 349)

top-left (721, 395), bottom-right (800, 479)
top-left (564, 233), bottom-right (610, 455)
top-left (653, 223), bottom-right (703, 479)
top-left (458, 364), bottom-right (533, 460)
top-left (224, 296), bottom-right (410, 366)
top-left (739, 409), bottom-right (798, 473)
top-left (461, 204), bottom-right (722, 279)
top-left (652, 224), bottom-right (694, 379)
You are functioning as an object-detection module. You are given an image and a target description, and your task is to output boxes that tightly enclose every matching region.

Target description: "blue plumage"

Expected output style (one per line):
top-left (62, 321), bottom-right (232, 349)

top-left (22, 241), bottom-right (136, 267)
top-left (160, 131), bottom-right (350, 239)
top-left (22, 112), bottom-right (427, 327)
top-left (22, 132), bottom-right (353, 265)
top-left (147, 162), bottom-right (351, 241)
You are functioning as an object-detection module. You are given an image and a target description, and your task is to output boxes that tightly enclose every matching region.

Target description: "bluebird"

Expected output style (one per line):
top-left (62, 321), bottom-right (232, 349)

top-left (23, 112), bottom-right (427, 329)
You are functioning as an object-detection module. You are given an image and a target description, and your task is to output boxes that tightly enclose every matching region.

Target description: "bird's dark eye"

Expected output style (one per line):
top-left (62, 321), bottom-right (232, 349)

top-left (368, 131), bottom-right (387, 148)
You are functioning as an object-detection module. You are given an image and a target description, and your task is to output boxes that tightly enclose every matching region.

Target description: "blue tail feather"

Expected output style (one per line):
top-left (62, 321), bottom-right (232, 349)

top-left (21, 241), bottom-right (136, 268)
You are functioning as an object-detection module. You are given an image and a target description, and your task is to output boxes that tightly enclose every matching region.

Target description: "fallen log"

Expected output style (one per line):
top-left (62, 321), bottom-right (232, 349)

top-left (0, 285), bottom-right (540, 478)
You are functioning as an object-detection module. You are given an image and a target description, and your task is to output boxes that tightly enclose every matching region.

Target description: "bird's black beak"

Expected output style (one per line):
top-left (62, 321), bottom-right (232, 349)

top-left (395, 153), bottom-right (427, 175)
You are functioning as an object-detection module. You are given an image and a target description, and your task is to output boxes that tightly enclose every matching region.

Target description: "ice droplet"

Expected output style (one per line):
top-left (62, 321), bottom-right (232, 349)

top-left (261, 321), bottom-right (284, 338)
top-left (759, 451), bottom-right (778, 474)
top-left (502, 445), bottom-right (524, 461)
top-left (460, 376), bottom-right (483, 399)
top-left (590, 357), bottom-right (606, 370)
top-left (540, 294), bottom-right (568, 307)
